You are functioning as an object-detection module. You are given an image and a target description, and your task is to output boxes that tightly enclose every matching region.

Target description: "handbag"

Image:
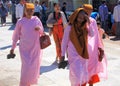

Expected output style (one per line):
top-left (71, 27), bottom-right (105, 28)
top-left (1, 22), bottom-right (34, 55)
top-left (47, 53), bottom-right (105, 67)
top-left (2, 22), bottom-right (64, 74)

top-left (40, 33), bottom-right (51, 49)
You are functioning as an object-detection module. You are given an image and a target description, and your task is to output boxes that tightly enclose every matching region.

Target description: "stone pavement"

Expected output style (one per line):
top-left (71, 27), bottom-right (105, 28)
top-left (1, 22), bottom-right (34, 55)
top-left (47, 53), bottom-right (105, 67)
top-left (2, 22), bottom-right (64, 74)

top-left (0, 15), bottom-right (120, 86)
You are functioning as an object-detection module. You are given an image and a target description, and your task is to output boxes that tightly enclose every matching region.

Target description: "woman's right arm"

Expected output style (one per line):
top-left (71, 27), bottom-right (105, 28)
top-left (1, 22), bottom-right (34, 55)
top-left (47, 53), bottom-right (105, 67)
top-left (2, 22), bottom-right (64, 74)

top-left (11, 21), bottom-right (21, 50)
top-left (61, 25), bottom-right (71, 60)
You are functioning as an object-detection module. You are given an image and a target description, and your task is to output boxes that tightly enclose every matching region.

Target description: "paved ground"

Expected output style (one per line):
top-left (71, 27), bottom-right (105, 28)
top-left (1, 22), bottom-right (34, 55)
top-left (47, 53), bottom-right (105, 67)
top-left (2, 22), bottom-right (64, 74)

top-left (0, 15), bottom-right (120, 86)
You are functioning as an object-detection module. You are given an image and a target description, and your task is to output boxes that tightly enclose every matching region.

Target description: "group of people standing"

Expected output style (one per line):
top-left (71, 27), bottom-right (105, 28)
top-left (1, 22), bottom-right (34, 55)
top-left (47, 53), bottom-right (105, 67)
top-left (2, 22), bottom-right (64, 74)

top-left (0, 1), bottom-right (8, 26)
top-left (113, 0), bottom-right (120, 38)
top-left (5, 0), bottom-right (47, 25)
top-left (92, 0), bottom-right (120, 39)
top-left (9, 0), bottom-right (108, 86)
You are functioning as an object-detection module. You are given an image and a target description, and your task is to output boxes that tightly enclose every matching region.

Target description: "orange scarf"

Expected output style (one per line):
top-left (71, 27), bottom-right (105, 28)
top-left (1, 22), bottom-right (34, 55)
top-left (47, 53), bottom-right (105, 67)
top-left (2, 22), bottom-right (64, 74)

top-left (69, 8), bottom-right (89, 59)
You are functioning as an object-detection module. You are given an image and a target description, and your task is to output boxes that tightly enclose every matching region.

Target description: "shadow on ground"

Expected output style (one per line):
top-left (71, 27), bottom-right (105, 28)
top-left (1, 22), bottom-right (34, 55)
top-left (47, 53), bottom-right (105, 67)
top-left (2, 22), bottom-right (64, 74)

top-left (8, 24), bottom-right (15, 30)
top-left (40, 60), bottom-right (69, 75)
top-left (0, 43), bottom-right (19, 50)
top-left (40, 61), bottom-right (58, 74)
top-left (110, 37), bottom-right (120, 41)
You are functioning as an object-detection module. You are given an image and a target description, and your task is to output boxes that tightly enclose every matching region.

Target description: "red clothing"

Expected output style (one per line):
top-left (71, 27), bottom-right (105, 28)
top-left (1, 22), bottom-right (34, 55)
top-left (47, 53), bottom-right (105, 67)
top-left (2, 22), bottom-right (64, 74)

top-left (88, 74), bottom-right (100, 84)
top-left (53, 15), bottom-right (64, 59)
top-left (80, 74), bottom-right (100, 86)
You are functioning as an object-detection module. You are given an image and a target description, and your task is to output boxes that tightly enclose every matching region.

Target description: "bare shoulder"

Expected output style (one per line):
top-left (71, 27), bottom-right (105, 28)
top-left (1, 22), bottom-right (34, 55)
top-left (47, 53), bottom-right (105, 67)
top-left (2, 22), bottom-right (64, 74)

top-left (99, 28), bottom-right (105, 33)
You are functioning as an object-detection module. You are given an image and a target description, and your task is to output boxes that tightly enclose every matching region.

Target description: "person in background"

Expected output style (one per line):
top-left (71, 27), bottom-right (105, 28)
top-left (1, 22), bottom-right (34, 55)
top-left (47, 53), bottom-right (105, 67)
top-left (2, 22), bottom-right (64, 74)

top-left (61, 2), bottom-right (68, 22)
top-left (10, 3), bottom-right (44, 86)
top-left (16, 0), bottom-right (26, 20)
top-left (41, 1), bottom-right (47, 26)
top-left (6, 0), bottom-right (12, 14)
top-left (111, 13), bottom-right (116, 35)
top-left (0, 0), bottom-right (3, 4)
top-left (97, 21), bottom-right (109, 41)
top-left (83, 4), bottom-right (107, 86)
top-left (38, 2), bottom-right (43, 19)
top-left (47, 3), bottom-right (67, 63)
top-left (98, 1), bottom-right (108, 32)
top-left (34, 0), bottom-right (42, 19)
top-left (113, 0), bottom-right (120, 38)
top-left (90, 8), bottom-right (99, 21)
top-left (0, 3), bottom-right (8, 26)
top-left (11, 1), bottom-right (17, 24)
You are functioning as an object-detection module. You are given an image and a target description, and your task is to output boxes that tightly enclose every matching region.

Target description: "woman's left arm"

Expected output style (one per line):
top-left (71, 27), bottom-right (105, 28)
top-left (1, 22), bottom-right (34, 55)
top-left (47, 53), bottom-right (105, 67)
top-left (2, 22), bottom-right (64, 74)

top-left (35, 17), bottom-right (44, 34)
top-left (93, 20), bottom-right (104, 61)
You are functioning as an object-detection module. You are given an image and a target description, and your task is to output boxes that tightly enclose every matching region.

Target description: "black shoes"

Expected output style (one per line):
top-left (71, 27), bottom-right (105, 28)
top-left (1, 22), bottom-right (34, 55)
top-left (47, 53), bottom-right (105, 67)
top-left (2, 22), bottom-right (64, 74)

top-left (7, 53), bottom-right (16, 59)
top-left (58, 60), bottom-right (68, 69)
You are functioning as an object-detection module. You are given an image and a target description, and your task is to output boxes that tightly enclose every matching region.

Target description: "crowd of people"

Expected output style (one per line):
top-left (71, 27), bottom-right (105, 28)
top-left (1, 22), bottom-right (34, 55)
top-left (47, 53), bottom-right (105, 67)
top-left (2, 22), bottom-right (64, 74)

top-left (1, 0), bottom-right (120, 86)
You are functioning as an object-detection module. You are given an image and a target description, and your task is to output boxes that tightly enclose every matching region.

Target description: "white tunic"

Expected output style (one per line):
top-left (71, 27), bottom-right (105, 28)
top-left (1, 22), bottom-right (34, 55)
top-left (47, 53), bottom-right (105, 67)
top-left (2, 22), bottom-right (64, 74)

top-left (16, 3), bottom-right (24, 19)
top-left (113, 5), bottom-right (120, 22)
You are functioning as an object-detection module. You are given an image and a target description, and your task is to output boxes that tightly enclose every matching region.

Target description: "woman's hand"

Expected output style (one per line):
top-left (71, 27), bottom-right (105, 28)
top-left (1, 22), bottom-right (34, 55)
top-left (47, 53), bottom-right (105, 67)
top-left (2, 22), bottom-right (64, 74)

top-left (98, 48), bottom-right (104, 62)
top-left (35, 26), bottom-right (40, 31)
top-left (58, 56), bottom-right (68, 69)
top-left (10, 49), bottom-right (14, 54)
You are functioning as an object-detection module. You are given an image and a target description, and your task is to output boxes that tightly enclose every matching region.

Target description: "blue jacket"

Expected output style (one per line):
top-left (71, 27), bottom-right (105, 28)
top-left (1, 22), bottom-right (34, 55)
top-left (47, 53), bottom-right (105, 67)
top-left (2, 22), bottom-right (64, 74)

top-left (0, 7), bottom-right (8, 17)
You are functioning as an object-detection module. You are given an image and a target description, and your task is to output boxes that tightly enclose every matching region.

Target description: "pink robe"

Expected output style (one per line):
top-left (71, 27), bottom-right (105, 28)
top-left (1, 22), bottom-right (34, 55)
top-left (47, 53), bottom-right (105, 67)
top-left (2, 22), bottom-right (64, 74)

top-left (88, 17), bottom-right (107, 81)
top-left (12, 16), bottom-right (44, 86)
top-left (61, 18), bottom-right (107, 86)
top-left (61, 25), bottom-right (89, 86)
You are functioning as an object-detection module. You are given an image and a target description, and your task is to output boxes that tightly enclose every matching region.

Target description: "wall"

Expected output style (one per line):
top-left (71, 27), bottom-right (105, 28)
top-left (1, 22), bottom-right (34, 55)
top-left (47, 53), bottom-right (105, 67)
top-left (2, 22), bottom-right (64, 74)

top-left (59, 0), bottom-right (74, 11)
top-left (73, 0), bottom-right (88, 10)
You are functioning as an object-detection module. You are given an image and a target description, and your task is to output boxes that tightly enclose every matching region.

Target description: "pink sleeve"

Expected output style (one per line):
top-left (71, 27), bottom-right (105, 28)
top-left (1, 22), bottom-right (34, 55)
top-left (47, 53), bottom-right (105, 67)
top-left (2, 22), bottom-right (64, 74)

top-left (35, 17), bottom-right (44, 35)
top-left (12, 21), bottom-right (21, 49)
top-left (94, 21), bottom-right (104, 50)
top-left (61, 25), bottom-right (71, 56)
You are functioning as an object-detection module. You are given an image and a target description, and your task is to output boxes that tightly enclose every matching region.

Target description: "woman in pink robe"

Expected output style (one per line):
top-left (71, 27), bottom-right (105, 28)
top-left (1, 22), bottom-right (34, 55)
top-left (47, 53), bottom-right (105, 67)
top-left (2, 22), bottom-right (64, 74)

top-left (83, 4), bottom-right (107, 86)
top-left (88, 17), bottom-right (107, 84)
top-left (60, 8), bottom-right (90, 86)
top-left (10, 3), bottom-right (44, 86)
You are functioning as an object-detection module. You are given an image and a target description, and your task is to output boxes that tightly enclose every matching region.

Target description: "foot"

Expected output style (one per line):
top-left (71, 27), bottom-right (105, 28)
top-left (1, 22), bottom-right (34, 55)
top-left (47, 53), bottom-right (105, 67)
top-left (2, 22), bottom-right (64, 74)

top-left (55, 57), bottom-right (60, 63)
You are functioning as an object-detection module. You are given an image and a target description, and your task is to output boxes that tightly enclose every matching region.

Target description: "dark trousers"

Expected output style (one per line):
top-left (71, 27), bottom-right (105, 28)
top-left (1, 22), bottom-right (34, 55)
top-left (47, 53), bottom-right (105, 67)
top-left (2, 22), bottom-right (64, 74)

top-left (12, 14), bottom-right (17, 24)
top-left (116, 22), bottom-right (120, 37)
top-left (1, 16), bottom-right (6, 24)
top-left (101, 20), bottom-right (108, 32)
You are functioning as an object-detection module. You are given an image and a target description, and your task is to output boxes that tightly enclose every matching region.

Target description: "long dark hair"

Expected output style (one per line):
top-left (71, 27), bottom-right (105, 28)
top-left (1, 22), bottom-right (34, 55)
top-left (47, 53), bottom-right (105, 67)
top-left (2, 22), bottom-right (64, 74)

top-left (74, 10), bottom-right (89, 27)
top-left (53, 3), bottom-right (61, 21)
